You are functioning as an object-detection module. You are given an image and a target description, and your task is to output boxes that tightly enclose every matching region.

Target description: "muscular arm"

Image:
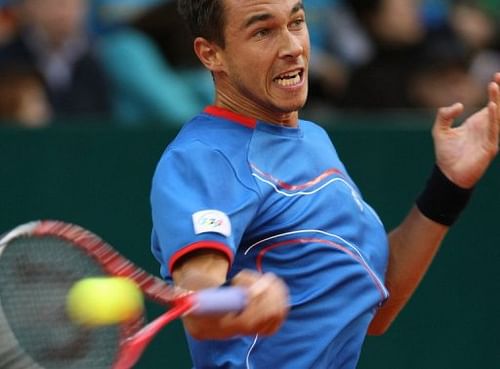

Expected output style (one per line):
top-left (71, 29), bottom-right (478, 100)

top-left (172, 250), bottom-right (289, 339)
top-left (172, 250), bottom-right (230, 290)
top-left (369, 73), bottom-right (500, 335)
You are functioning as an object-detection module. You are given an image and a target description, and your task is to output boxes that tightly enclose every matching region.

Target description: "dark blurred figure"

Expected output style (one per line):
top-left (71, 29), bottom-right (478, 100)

top-left (306, 0), bottom-right (372, 111)
top-left (408, 30), bottom-right (484, 110)
top-left (338, 0), bottom-right (486, 111)
top-left (449, 0), bottom-right (500, 89)
top-left (92, 0), bottom-right (213, 127)
top-left (0, 0), bottom-right (111, 120)
top-left (0, 4), bottom-right (17, 46)
top-left (450, 0), bottom-right (498, 52)
top-left (339, 0), bottom-right (429, 109)
top-left (0, 65), bottom-right (51, 127)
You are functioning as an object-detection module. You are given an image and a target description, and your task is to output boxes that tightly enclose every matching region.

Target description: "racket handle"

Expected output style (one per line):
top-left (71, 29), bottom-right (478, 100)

top-left (191, 287), bottom-right (247, 315)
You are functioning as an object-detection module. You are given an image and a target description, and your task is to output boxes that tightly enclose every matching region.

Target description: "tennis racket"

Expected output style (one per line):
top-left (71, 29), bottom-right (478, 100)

top-left (0, 220), bottom-right (247, 369)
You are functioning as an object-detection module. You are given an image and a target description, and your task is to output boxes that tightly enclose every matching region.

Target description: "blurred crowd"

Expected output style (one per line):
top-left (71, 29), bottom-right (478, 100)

top-left (0, 0), bottom-right (498, 128)
top-left (306, 0), bottom-right (500, 114)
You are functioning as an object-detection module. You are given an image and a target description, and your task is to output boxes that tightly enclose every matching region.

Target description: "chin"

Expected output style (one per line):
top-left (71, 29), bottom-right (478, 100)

top-left (283, 94), bottom-right (308, 113)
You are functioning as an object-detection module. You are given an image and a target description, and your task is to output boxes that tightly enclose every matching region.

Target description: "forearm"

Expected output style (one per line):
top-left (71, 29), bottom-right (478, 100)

top-left (172, 250), bottom-right (230, 291)
top-left (368, 206), bottom-right (448, 335)
top-left (171, 249), bottom-right (289, 339)
top-left (172, 250), bottom-right (237, 339)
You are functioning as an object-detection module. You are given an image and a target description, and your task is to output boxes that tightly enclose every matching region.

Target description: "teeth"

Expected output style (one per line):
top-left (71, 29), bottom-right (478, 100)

top-left (275, 72), bottom-right (301, 87)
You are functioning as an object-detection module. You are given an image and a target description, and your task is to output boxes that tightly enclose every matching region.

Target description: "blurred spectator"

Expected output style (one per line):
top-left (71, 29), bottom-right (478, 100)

top-left (0, 65), bottom-right (52, 127)
top-left (449, 0), bottom-right (500, 88)
top-left (0, 0), bottom-right (112, 121)
top-left (337, 0), bottom-right (428, 109)
top-left (92, 0), bottom-right (213, 126)
top-left (450, 0), bottom-right (498, 52)
top-left (407, 30), bottom-right (485, 109)
top-left (88, 0), bottom-right (164, 35)
top-left (0, 5), bottom-right (17, 46)
top-left (335, 0), bottom-right (488, 111)
top-left (306, 0), bottom-right (373, 109)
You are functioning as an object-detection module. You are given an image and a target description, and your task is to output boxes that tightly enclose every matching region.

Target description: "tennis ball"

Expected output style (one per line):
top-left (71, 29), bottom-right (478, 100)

top-left (66, 277), bottom-right (144, 327)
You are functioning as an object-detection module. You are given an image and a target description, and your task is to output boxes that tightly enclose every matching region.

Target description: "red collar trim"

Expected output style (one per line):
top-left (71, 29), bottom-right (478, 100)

top-left (204, 106), bottom-right (257, 129)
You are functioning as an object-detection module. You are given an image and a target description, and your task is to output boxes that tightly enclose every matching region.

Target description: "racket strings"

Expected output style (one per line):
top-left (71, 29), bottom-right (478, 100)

top-left (0, 347), bottom-right (40, 369)
top-left (0, 306), bottom-right (40, 369)
top-left (0, 235), bottom-right (120, 369)
top-left (34, 221), bottom-right (186, 307)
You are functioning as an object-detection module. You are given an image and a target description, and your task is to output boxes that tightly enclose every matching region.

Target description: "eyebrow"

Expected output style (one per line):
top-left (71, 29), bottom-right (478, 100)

top-left (243, 1), bottom-right (305, 30)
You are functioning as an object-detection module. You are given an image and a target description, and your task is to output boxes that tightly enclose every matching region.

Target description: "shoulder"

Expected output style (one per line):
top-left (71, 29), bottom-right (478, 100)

top-left (172, 112), bottom-right (255, 155)
top-left (155, 112), bottom-right (257, 185)
top-left (299, 118), bottom-right (334, 142)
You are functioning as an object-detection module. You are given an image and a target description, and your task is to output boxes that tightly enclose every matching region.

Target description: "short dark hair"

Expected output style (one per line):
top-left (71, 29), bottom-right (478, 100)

top-left (177, 0), bottom-right (227, 47)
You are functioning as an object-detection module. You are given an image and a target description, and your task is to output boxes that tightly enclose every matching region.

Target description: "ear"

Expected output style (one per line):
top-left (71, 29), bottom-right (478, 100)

top-left (193, 37), bottom-right (225, 73)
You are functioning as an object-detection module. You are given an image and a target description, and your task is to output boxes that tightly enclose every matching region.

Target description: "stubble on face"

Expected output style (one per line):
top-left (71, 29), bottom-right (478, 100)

top-left (214, 0), bottom-right (310, 126)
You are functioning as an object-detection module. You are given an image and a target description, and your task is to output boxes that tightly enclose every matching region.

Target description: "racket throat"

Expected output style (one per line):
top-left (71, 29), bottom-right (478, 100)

top-left (113, 298), bottom-right (194, 369)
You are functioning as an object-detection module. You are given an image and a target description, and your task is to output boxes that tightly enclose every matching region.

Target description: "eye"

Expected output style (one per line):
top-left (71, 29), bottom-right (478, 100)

top-left (290, 18), bottom-right (305, 29)
top-left (254, 28), bottom-right (270, 38)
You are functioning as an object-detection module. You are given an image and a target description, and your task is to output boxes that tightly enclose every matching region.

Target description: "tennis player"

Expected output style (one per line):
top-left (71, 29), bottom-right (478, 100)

top-left (150, 0), bottom-right (500, 368)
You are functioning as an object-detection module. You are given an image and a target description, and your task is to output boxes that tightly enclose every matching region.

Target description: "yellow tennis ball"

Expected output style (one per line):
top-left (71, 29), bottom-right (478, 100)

top-left (66, 277), bottom-right (144, 327)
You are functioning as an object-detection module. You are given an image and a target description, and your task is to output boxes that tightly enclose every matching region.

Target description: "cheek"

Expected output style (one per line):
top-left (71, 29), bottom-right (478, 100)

top-left (229, 51), bottom-right (271, 84)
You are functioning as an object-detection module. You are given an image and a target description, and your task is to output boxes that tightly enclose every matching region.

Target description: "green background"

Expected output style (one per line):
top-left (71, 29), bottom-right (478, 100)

top-left (0, 113), bottom-right (498, 368)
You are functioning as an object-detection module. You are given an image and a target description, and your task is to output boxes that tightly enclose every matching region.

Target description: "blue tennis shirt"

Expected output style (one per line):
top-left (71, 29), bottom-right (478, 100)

top-left (151, 106), bottom-right (389, 369)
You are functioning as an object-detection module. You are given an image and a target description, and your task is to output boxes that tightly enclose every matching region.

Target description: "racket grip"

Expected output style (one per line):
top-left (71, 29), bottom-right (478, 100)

top-left (191, 287), bottom-right (247, 315)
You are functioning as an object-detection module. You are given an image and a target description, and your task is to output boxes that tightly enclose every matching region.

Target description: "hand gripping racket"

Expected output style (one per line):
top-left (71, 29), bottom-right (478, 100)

top-left (0, 220), bottom-right (247, 369)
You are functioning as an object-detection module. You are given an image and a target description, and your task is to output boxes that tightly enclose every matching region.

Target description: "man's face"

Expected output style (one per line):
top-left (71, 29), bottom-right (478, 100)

top-left (216, 0), bottom-right (310, 118)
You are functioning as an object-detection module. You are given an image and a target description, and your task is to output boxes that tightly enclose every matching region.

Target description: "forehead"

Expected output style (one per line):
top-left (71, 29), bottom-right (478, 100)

top-left (224, 0), bottom-right (304, 29)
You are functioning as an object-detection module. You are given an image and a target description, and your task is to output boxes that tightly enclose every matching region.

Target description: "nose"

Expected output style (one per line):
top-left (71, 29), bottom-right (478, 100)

top-left (278, 30), bottom-right (304, 59)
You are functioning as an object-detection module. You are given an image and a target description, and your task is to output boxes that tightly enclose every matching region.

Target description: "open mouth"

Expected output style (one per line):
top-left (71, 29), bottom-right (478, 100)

top-left (274, 69), bottom-right (303, 87)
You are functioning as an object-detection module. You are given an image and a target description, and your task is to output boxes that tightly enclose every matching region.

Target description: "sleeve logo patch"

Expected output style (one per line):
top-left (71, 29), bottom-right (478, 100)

top-left (192, 209), bottom-right (231, 237)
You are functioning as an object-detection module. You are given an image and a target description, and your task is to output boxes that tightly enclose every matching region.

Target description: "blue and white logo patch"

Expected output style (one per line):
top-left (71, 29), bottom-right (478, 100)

top-left (192, 209), bottom-right (231, 237)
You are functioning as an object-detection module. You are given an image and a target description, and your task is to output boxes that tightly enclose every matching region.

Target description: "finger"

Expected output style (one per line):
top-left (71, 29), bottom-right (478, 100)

top-left (489, 79), bottom-right (500, 140)
top-left (488, 80), bottom-right (499, 104)
top-left (233, 303), bottom-right (284, 335)
top-left (492, 80), bottom-right (500, 127)
top-left (494, 72), bottom-right (500, 85)
top-left (256, 316), bottom-right (284, 336)
top-left (245, 298), bottom-right (288, 336)
top-left (248, 272), bottom-right (278, 298)
top-left (487, 101), bottom-right (499, 146)
top-left (433, 103), bottom-right (464, 132)
top-left (232, 269), bottom-right (262, 287)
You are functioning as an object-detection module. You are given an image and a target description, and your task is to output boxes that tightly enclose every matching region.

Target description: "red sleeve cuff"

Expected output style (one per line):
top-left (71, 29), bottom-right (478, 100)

top-left (168, 240), bottom-right (234, 275)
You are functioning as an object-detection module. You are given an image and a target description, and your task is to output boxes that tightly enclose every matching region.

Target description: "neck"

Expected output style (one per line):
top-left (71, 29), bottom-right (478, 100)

top-left (214, 81), bottom-right (299, 128)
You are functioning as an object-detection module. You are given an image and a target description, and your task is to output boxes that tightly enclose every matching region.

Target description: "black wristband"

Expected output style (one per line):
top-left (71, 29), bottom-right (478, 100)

top-left (416, 165), bottom-right (474, 226)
